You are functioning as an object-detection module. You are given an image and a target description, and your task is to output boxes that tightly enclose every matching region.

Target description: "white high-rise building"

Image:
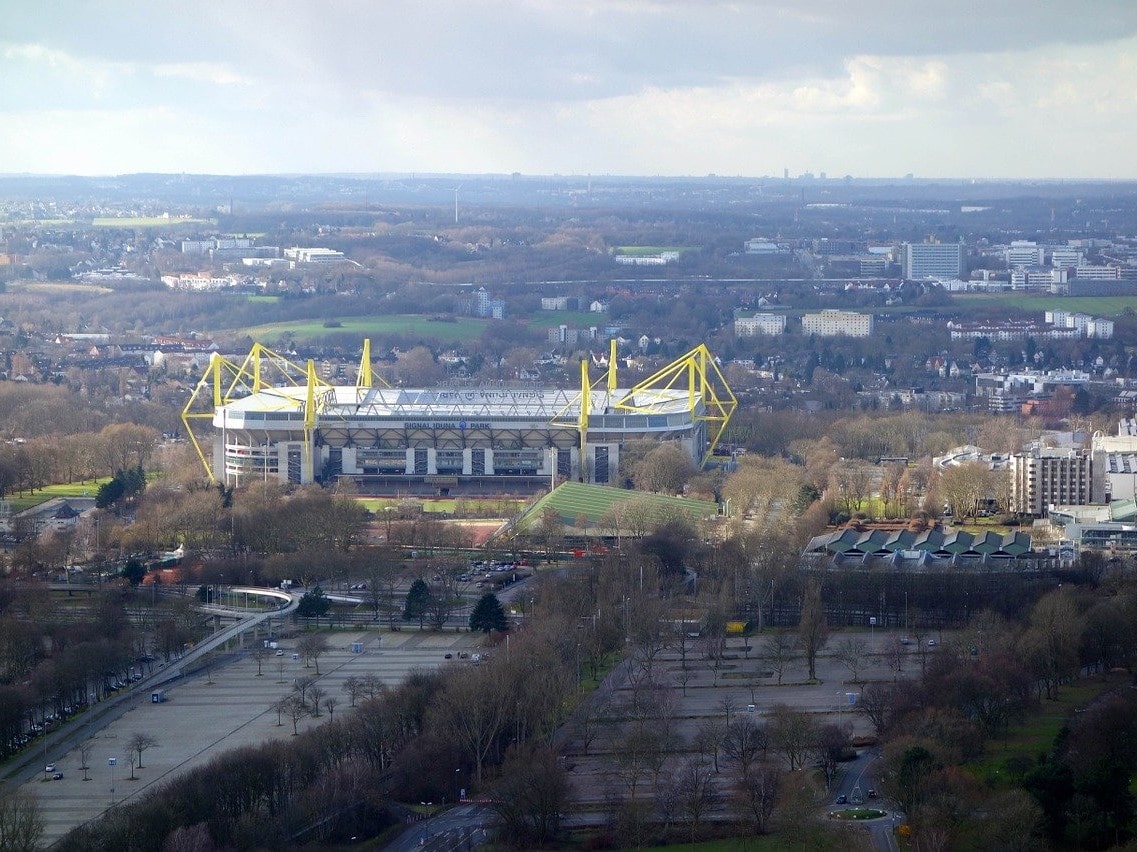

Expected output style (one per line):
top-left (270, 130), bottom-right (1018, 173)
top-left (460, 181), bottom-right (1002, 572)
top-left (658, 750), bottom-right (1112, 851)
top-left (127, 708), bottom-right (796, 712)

top-left (1005, 241), bottom-right (1045, 267)
top-left (801, 310), bottom-right (873, 337)
top-left (1010, 446), bottom-right (1091, 516)
top-left (734, 313), bottom-right (787, 336)
top-left (902, 242), bottom-right (965, 280)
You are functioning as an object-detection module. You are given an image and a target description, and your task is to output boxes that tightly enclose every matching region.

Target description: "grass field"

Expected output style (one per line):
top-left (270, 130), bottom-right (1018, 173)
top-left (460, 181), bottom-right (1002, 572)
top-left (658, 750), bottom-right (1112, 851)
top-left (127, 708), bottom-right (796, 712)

top-left (6, 479), bottom-right (110, 512)
top-left (241, 315), bottom-right (490, 343)
top-left (245, 295), bottom-right (280, 304)
top-left (952, 293), bottom-right (1137, 316)
top-left (8, 281), bottom-right (113, 294)
top-left (613, 245), bottom-right (699, 256)
top-left (517, 481), bottom-right (718, 532)
top-left (969, 673), bottom-right (1123, 783)
top-left (92, 216), bottom-right (213, 228)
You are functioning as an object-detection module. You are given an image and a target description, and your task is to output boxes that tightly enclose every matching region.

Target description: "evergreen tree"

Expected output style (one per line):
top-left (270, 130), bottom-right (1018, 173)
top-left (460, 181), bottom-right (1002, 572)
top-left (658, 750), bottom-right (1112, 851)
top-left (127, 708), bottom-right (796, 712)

top-left (121, 559), bottom-right (146, 587)
top-left (469, 593), bottom-right (508, 633)
top-left (95, 477), bottom-right (125, 509)
top-left (403, 578), bottom-right (431, 628)
top-left (296, 586), bottom-right (330, 618)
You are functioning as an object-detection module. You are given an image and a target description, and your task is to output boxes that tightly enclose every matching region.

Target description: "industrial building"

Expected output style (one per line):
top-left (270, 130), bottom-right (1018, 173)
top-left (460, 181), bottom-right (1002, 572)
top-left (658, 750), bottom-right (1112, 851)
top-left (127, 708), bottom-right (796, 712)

top-left (183, 341), bottom-right (735, 491)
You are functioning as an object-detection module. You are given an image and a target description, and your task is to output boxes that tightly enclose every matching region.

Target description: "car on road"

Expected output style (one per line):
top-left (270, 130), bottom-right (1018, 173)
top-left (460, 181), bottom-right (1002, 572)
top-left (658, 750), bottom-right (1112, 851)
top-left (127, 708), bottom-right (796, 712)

top-left (835, 794), bottom-right (848, 804)
top-left (867, 788), bottom-right (877, 798)
top-left (44, 764), bottom-right (55, 773)
top-left (52, 772), bottom-right (63, 780)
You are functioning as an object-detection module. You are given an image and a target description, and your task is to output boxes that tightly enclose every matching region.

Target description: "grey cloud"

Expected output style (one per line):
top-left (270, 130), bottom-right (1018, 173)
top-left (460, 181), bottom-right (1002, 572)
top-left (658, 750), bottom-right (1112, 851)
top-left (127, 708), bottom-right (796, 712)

top-left (9, 1), bottom-right (1137, 105)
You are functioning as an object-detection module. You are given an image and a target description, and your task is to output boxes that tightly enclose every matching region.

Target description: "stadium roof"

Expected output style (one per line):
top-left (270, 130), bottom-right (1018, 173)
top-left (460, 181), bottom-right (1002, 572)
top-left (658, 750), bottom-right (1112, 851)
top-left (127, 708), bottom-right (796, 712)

top-left (221, 384), bottom-right (697, 419)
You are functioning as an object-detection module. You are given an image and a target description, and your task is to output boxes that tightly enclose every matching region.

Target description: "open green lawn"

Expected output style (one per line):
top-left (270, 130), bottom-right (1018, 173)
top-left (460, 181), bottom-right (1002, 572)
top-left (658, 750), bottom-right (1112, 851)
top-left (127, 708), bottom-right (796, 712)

top-left (952, 292), bottom-right (1137, 316)
top-left (245, 295), bottom-right (280, 304)
top-left (6, 479), bottom-right (110, 512)
top-left (92, 216), bottom-right (214, 228)
top-left (517, 481), bottom-right (718, 532)
top-left (9, 280), bottom-right (113, 294)
top-left (613, 245), bottom-right (699, 255)
top-left (240, 315), bottom-right (490, 343)
top-left (969, 674), bottom-right (1123, 783)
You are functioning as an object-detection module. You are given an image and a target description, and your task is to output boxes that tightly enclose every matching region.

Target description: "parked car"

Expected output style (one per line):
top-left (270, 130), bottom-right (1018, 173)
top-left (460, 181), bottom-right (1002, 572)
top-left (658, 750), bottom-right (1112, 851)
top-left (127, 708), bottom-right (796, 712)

top-left (52, 772), bottom-right (63, 780)
top-left (835, 794), bottom-right (848, 804)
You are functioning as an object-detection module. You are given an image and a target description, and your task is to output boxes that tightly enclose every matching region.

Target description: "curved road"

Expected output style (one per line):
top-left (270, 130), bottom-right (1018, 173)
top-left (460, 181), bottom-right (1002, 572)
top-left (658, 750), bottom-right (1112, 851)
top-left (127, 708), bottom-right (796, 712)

top-left (0, 587), bottom-right (299, 789)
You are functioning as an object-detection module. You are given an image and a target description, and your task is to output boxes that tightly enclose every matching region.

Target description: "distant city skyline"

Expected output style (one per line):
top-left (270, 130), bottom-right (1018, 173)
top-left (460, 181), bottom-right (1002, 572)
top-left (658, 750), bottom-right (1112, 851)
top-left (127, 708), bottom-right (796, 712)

top-left (4, 1), bottom-right (1137, 179)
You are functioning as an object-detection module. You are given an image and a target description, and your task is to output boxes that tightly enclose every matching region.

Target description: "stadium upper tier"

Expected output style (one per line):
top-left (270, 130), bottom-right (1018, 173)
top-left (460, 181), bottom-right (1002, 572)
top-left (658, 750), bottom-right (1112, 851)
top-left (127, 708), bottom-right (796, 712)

top-left (183, 341), bottom-right (735, 490)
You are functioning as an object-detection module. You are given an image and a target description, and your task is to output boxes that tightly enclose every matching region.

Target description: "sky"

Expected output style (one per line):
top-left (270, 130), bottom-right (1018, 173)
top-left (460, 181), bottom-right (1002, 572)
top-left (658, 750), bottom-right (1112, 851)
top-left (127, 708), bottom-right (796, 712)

top-left (3, 0), bottom-right (1137, 179)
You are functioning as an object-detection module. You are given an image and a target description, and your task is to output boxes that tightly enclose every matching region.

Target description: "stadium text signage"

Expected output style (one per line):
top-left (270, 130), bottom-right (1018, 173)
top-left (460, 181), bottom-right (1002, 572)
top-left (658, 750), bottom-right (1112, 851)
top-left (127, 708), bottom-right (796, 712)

top-left (405, 421), bottom-right (491, 431)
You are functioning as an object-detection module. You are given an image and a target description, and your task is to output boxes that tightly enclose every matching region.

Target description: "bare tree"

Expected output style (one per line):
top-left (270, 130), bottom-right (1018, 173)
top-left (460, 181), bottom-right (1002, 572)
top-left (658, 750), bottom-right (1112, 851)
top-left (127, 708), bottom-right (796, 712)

top-left (308, 685), bottom-right (326, 716)
top-left (693, 718), bottom-right (727, 773)
top-left (323, 696), bottom-right (339, 721)
top-left (486, 745), bottom-right (570, 847)
top-left (798, 577), bottom-right (829, 681)
top-left (675, 757), bottom-right (722, 841)
top-left (126, 732), bottom-right (159, 769)
top-left (760, 631), bottom-right (797, 685)
top-left (341, 675), bottom-right (365, 707)
top-left (833, 637), bottom-right (870, 684)
top-left (79, 740), bottom-right (94, 782)
top-left (430, 665), bottom-right (509, 783)
top-left (250, 646), bottom-right (268, 677)
top-left (163, 823), bottom-right (215, 852)
top-left (735, 764), bottom-right (782, 834)
top-left (884, 634), bottom-right (907, 676)
top-left (577, 695), bottom-right (610, 756)
top-left (293, 675), bottom-right (316, 706)
top-left (816, 722), bottom-right (852, 789)
top-left (360, 673), bottom-right (385, 700)
top-left (0, 789), bottom-right (44, 851)
top-left (296, 633), bottom-right (329, 674)
top-left (722, 715), bottom-right (768, 778)
top-left (768, 704), bottom-right (818, 771)
top-left (281, 694), bottom-right (308, 735)
top-left (857, 682), bottom-right (896, 736)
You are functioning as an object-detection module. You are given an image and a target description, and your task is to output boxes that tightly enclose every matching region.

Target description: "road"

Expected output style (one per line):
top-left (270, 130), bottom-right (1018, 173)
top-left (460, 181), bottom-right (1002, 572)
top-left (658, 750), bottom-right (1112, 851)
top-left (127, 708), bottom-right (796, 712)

top-left (384, 804), bottom-right (495, 851)
top-left (829, 748), bottom-right (903, 852)
top-left (1, 588), bottom-right (298, 789)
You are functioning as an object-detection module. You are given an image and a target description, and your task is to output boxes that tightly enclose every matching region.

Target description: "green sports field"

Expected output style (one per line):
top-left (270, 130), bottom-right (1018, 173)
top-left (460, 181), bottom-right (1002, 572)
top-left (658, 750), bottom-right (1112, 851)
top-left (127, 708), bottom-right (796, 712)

top-left (527, 310), bottom-right (600, 329)
top-left (514, 481), bottom-right (719, 533)
top-left (952, 292), bottom-right (1137, 316)
top-left (5, 479), bottom-right (110, 513)
top-left (92, 216), bottom-right (214, 228)
top-left (613, 245), bottom-right (698, 256)
top-left (241, 315), bottom-right (490, 343)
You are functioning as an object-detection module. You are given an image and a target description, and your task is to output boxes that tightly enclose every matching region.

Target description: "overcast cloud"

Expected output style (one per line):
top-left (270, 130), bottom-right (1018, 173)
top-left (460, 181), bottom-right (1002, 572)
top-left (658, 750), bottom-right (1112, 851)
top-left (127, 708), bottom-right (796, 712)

top-left (3, 1), bottom-right (1137, 177)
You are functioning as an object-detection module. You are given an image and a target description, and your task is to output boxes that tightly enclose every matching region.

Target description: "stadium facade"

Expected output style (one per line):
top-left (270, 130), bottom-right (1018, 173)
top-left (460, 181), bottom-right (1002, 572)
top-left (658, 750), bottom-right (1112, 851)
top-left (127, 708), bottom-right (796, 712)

top-left (183, 341), bottom-right (735, 491)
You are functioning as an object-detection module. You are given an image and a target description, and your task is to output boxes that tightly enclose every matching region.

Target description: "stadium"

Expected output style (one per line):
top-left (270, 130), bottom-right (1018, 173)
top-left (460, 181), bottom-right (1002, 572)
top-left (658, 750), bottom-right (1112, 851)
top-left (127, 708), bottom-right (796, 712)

top-left (182, 341), bottom-right (735, 493)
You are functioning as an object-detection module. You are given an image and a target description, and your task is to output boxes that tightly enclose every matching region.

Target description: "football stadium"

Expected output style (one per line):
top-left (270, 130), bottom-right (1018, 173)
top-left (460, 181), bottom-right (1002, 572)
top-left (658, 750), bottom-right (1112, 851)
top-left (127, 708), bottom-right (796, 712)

top-left (182, 341), bottom-right (735, 492)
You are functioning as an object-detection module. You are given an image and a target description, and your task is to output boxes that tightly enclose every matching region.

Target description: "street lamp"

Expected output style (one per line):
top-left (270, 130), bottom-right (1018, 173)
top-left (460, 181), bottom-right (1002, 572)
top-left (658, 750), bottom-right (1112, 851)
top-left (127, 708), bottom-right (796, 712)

top-left (108, 757), bottom-right (117, 805)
